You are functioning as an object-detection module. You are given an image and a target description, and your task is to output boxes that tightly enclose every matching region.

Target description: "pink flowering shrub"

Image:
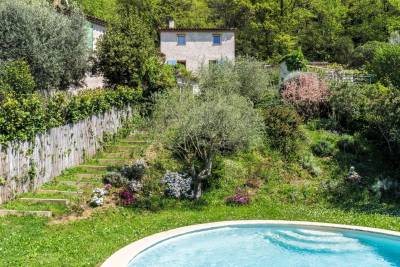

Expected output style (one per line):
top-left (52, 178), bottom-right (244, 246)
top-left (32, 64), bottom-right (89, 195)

top-left (119, 190), bottom-right (136, 206)
top-left (226, 193), bottom-right (251, 205)
top-left (281, 72), bottom-right (330, 117)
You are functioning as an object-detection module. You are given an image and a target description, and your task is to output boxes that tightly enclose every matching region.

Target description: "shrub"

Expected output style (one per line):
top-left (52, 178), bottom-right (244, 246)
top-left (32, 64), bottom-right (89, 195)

top-left (119, 190), bottom-right (136, 206)
top-left (161, 171), bottom-right (193, 199)
top-left (311, 140), bottom-right (334, 157)
top-left (0, 60), bottom-right (35, 93)
top-left (329, 82), bottom-right (376, 131)
top-left (262, 103), bottom-right (303, 158)
top-left (351, 41), bottom-right (383, 68)
top-left (281, 72), bottom-right (329, 118)
top-left (102, 172), bottom-right (127, 187)
top-left (280, 49), bottom-right (307, 72)
top-left (226, 192), bottom-right (251, 205)
top-left (0, 0), bottom-right (88, 89)
top-left (300, 155), bottom-right (322, 177)
top-left (121, 159), bottom-right (147, 181)
top-left (234, 57), bottom-right (278, 105)
top-left (369, 44), bottom-right (400, 87)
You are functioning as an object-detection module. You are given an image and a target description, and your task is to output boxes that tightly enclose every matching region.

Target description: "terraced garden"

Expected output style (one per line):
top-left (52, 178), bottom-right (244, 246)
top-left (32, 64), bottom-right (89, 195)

top-left (0, 130), bottom-right (150, 220)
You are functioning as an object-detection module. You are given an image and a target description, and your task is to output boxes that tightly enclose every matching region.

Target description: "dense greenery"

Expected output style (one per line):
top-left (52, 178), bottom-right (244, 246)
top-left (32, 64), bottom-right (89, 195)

top-left (97, 3), bottom-right (175, 95)
top-left (0, 0), bottom-right (88, 89)
top-left (76, 0), bottom-right (400, 64)
top-left (0, 85), bottom-right (142, 144)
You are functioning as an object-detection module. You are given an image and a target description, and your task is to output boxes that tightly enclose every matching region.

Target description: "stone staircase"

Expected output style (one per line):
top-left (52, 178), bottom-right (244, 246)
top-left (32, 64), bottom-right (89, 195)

top-left (0, 130), bottom-right (150, 218)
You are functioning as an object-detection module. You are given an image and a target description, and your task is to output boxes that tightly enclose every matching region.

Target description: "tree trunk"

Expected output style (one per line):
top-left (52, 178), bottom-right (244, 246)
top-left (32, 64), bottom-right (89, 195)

top-left (193, 180), bottom-right (202, 200)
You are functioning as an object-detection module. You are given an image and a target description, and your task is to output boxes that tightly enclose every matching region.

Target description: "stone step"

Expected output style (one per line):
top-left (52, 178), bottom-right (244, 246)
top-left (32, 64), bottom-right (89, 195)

top-left (121, 138), bottom-right (149, 143)
top-left (97, 158), bottom-right (130, 165)
top-left (76, 173), bottom-right (102, 179)
top-left (19, 198), bottom-right (69, 205)
top-left (59, 180), bottom-right (98, 187)
top-left (79, 165), bottom-right (109, 171)
top-left (37, 189), bottom-right (83, 195)
top-left (0, 209), bottom-right (52, 217)
top-left (104, 146), bottom-right (137, 152)
top-left (101, 152), bottom-right (132, 159)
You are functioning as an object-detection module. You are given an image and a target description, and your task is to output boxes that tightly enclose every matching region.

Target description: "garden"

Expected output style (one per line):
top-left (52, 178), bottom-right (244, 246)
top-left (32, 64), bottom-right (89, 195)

top-left (1, 0), bottom-right (400, 266)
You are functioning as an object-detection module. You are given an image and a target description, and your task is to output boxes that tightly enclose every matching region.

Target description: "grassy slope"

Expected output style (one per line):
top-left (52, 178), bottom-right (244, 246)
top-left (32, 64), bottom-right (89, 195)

top-left (1, 127), bottom-right (399, 266)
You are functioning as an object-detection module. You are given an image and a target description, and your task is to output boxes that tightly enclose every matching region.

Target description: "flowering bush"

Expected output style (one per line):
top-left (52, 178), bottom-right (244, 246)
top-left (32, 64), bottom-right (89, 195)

top-left (102, 172), bottom-right (127, 187)
top-left (127, 180), bottom-right (143, 193)
top-left (89, 188), bottom-right (108, 207)
top-left (281, 72), bottom-right (329, 117)
top-left (161, 171), bottom-right (193, 199)
top-left (226, 193), bottom-right (251, 205)
top-left (121, 159), bottom-right (147, 181)
top-left (119, 190), bottom-right (136, 206)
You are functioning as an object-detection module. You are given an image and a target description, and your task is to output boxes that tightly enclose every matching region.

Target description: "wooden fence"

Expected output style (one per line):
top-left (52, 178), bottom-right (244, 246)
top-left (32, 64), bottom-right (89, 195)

top-left (0, 106), bottom-right (134, 204)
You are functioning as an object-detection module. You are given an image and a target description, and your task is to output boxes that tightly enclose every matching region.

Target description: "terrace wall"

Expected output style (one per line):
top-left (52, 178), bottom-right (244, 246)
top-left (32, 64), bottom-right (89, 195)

top-left (0, 106), bottom-right (134, 204)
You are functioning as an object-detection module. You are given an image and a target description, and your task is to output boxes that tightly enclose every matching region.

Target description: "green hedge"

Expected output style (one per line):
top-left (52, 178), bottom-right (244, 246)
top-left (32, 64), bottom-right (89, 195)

top-left (0, 86), bottom-right (142, 144)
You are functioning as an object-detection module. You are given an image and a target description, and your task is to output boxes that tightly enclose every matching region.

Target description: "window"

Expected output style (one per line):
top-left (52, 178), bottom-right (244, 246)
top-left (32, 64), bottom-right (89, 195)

top-left (209, 60), bottom-right (218, 65)
top-left (177, 34), bottom-right (186, 45)
top-left (166, 59), bottom-right (177, 65)
top-left (212, 34), bottom-right (221, 45)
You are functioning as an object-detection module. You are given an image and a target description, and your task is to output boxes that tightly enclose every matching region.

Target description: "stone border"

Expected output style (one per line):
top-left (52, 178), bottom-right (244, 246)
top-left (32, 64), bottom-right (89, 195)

top-left (101, 220), bottom-right (400, 267)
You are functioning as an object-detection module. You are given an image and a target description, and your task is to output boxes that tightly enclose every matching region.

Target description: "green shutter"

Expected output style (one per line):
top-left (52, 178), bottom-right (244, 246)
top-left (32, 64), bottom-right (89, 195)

top-left (85, 22), bottom-right (93, 50)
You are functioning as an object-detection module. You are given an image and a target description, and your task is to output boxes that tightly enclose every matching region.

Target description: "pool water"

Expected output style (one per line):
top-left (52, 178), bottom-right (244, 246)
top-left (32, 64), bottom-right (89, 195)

top-left (129, 225), bottom-right (400, 267)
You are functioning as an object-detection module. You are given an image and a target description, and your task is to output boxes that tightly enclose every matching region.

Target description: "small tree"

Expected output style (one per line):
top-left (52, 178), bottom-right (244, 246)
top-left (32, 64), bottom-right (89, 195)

top-left (97, 10), bottom-right (174, 95)
top-left (369, 44), bottom-right (400, 88)
top-left (153, 88), bottom-right (262, 199)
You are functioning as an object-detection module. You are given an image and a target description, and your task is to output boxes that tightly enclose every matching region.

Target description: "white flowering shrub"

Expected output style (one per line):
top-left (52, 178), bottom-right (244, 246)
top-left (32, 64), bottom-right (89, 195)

top-left (128, 180), bottom-right (143, 193)
top-left (90, 188), bottom-right (107, 207)
top-left (161, 171), bottom-right (193, 199)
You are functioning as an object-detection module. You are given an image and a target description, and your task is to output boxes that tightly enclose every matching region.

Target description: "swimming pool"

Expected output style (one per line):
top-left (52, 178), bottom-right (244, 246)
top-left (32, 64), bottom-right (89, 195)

top-left (102, 221), bottom-right (400, 267)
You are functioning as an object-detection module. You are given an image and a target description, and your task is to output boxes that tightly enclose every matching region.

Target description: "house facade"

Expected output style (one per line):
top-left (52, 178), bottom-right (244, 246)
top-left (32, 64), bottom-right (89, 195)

top-left (86, 15), bottom-right (106, 51)
top-left (160, 25), bottom-right (235, 72)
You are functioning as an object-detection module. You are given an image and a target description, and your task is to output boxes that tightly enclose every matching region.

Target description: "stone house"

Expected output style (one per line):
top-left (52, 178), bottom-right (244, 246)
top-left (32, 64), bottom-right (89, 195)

top-left (159, 21), bottom-right (235, 72)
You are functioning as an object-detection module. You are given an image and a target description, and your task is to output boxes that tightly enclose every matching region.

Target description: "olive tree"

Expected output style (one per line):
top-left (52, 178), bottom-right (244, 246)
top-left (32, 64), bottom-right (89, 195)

top-left (198, 58), bottom-right (278, 105)
top-left (153, 88), bottom-right (262, 199)
top-left (0, 0), bottom-right (88, 89)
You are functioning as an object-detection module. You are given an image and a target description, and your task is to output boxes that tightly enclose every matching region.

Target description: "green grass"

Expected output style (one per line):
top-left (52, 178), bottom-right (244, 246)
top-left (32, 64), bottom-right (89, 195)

top-left (1, 199), bottom-right (399, 267)
top-left (1, 126), bottom-right (399, 266)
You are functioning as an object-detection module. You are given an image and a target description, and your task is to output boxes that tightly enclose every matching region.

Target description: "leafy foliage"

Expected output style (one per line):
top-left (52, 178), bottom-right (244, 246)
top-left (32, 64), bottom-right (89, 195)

top-left (369, 44), bottom-right (400, 87)
top-left (0, 0), bottom-right (88, 89)
top-left (0, 86), bottom-right (141, 144)
top-left (262, 103), bottom-right (303, 159)
top-left (97, 7), bottom-right (175, 95)
top-left (0, 60), bottom-right (36, 94)
top-left (281, 49), bottom-right (307, 71)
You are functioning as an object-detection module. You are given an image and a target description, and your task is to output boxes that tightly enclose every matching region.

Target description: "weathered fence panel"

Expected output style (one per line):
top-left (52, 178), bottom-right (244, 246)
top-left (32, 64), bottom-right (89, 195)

top-left (0, 106), bottom-right (134, 204)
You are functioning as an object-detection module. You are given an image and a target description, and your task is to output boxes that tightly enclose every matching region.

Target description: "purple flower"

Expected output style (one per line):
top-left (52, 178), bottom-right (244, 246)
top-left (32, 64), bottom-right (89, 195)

top-left (226, 193), bottom-right (250, 205)
top-left (119, 190), bottom-right (136, 206)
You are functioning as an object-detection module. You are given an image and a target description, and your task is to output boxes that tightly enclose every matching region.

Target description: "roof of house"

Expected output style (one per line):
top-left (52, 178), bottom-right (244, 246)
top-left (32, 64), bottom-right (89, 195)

top-left (86, 15), bottom-right (107, 27)
top-left (159, 28), bottom-right (236, 32)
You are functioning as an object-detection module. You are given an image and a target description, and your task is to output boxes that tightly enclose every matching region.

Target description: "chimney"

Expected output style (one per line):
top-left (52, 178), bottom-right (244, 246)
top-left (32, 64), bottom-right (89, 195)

top-left (168, 19), bottom-right (175, 29)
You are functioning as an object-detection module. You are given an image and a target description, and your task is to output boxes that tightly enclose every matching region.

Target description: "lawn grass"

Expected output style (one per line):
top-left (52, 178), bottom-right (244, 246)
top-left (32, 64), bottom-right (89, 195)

top-left (1, 198), bottom-right (399, 267)
top-left (1, 125), bottom-right (399, 267)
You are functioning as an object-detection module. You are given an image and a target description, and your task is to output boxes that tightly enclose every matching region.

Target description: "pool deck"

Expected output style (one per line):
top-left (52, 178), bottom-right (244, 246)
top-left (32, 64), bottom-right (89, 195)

top-left (101, 220), bottom-right (400, 267)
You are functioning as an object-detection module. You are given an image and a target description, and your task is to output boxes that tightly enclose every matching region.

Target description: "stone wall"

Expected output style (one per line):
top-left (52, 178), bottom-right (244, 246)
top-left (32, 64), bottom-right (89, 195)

top-left (0, 106), bottom-right (134, 204)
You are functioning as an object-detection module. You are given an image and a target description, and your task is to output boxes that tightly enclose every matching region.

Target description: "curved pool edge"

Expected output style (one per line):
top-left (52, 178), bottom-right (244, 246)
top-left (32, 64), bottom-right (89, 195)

top-left (101, 220), bottom-right (400, 267)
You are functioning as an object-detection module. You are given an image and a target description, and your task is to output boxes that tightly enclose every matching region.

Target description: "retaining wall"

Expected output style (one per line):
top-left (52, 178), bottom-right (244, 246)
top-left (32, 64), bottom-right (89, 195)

top-left (0, 106), bottom-right (134, 204)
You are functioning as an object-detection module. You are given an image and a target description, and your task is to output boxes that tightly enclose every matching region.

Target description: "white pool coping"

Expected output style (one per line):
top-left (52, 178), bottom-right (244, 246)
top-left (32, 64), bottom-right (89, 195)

top-left (101, 220), bottom-right (400, 267)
